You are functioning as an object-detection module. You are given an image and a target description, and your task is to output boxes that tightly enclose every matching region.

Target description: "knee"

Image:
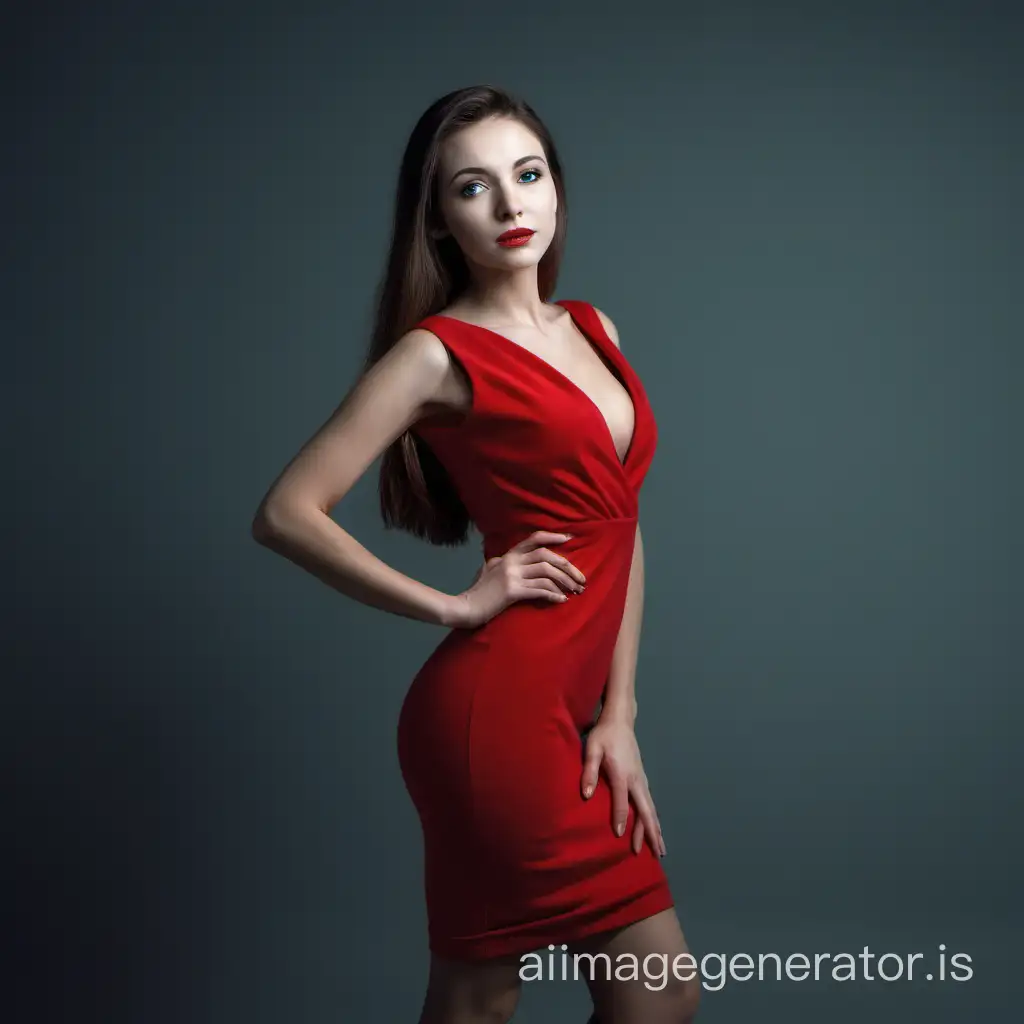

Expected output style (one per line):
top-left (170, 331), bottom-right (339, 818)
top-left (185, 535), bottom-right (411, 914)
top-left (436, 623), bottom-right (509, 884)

top-left (421, 980), bottom-right (521, 1024)
top-left (421, 953), bottom-right (522, 1024)
top-left (482, 986), bottom-right (520, 1024)
top-left (594, 976), bottom-right (700, 1024)
top-left (642, 973), bottom-right (699, 1023)
top-left (462, 977), bottom-right (521, 1023)
top-left (673, 975), bottom-right (701, 1022)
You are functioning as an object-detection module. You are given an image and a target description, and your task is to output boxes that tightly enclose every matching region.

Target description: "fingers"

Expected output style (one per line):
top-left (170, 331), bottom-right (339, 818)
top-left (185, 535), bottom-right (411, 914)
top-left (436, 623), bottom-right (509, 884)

top-left (632, 817), bottom-right (646, 855)
top-left (503, 533), bottom-right (587, 605)
top-left (533, 547), bottom-right (587, 588)
top-left (583, 743), bottom-right (630, 841)
top-left (601, 763), bottom-right (667, 856)
top-left (509, 538), bottom-right (586, 602)
top-left (520, 558), bottom-right (586, 595)
top-left (632, 784), bottom-right (667, 857)
top-left (514, 533), bottom-right (587, 587)
top-left (581, 746), bottom-right (667, 858)
top-left (516, 578), bottom-right (571, 603)
top-left (581, 745), bottom-right (602, 800)
top-left (515, 530), bottom-right (574, 552)
top-left (610, 777), bottom-right (630, 838)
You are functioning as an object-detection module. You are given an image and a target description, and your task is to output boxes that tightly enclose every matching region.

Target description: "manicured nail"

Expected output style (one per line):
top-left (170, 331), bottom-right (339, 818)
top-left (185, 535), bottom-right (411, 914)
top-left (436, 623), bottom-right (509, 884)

top-left (583, 785), bottom-right (593, 799)
top-left (616, 822), bottom-right (625, 837)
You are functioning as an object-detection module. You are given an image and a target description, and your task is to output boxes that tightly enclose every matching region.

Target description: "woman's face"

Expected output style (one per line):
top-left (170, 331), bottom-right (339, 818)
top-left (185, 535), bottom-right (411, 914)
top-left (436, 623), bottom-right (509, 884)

top-left (433, 116), bottom-right (557, 274)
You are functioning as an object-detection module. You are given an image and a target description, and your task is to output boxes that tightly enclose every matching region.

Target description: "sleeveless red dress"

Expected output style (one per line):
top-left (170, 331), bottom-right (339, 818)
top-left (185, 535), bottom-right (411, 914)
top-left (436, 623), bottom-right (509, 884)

top-left (397, 299), bottom-right (674, 960)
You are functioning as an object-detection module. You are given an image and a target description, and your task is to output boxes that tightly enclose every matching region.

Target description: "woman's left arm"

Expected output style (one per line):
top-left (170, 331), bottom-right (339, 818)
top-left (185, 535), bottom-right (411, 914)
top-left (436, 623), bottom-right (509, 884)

top-left (580, 306), bottom-right (666, 858)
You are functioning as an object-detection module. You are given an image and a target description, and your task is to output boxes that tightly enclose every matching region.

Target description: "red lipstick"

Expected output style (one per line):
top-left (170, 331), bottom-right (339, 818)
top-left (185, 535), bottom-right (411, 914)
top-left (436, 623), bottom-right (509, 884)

top-left (496, 228), bottom-right (535, 247)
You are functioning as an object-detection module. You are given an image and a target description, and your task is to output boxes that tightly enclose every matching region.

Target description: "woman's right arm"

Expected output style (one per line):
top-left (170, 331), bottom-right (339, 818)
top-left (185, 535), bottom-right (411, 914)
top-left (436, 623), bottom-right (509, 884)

top-left (250, 328), bottom-right (469, 628)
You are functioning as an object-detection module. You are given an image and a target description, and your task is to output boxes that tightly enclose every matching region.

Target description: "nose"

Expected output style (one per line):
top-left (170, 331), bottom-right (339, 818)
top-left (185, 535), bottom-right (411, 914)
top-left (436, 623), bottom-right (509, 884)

top-left (493, 180), bottom-right (523, 221)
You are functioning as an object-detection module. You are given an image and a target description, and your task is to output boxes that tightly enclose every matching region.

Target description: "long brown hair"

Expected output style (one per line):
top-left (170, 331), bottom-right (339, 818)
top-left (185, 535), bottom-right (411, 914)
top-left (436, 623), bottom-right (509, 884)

top-left (367, 85), bottom-right (569, 546)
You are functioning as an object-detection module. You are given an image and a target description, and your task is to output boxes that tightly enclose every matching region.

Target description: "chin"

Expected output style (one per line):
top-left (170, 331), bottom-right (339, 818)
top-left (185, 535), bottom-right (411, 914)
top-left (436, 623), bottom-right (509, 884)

top-left (490, 254), bottom-right (544, 271)
top-left (472, 249), bottom-right (540, 270)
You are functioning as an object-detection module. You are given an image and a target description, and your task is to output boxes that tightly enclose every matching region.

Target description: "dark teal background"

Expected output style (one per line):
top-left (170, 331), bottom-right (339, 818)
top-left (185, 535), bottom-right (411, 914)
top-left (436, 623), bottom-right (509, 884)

top-left (6, 1), bottom-right (1020, 1021)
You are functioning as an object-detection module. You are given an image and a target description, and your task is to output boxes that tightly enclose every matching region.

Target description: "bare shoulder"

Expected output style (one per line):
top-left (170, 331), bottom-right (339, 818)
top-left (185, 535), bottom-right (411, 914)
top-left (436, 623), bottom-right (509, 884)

top-left (389, 326), bottom-right (452, 373)
top-left (387, 326), bottom-right (471, 414)
top-left (591, 306), bottom-right (621, 349)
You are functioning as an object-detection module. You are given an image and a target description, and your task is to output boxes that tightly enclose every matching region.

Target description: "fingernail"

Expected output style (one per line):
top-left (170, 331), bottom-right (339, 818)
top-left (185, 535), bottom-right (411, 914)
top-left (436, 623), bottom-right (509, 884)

top-left (583, 785), bottom-right (593, 799)
top-left (616, 823), bottom-right (624, 837)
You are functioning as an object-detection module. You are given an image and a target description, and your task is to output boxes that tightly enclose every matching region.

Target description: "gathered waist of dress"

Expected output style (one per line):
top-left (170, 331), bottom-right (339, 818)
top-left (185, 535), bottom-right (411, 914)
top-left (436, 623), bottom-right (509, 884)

top-left (480, 515), bottom-right (637, 563)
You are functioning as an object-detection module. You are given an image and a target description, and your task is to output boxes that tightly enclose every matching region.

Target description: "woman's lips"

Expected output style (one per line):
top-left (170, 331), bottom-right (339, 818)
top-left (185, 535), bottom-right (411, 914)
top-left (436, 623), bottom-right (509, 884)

top-left (497, 231), bottom-right (535, 247)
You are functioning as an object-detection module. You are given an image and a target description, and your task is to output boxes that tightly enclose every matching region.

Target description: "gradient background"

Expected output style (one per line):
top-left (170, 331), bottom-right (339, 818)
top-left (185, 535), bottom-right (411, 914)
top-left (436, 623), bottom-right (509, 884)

top-left (6, 1), bottom-right (1020, 1021)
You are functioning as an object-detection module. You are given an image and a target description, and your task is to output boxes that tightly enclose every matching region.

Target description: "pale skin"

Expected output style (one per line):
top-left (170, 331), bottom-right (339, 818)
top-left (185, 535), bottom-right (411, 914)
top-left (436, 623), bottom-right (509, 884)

top-left (253, 115), bottom-right (697, 1023)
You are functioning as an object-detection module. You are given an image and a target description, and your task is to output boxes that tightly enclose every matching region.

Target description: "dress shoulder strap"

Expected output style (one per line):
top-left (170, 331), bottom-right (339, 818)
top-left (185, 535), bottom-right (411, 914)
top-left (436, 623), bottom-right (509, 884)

top-left (410, 313), bottom-right (489, 422)
top-left (555, 299), bottom-right (608, 347)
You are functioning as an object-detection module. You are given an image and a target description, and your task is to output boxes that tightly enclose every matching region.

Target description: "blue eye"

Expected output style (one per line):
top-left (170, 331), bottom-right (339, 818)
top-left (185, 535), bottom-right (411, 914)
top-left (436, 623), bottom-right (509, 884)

top-left (460, 168), bottom-right (544, 199)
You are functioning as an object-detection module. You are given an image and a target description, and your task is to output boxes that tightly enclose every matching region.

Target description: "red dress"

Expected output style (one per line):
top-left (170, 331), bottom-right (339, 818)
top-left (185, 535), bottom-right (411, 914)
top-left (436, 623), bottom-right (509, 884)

top-left (397, 299), bottom-right (674, 960)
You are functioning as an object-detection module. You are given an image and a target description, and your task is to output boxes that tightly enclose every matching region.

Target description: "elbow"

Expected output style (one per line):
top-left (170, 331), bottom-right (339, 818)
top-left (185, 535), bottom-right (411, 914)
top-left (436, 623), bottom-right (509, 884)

top-left (251, 511), bottom-right (275, 547)
top-left (252, 492), bottom-right (326, 547)
top-left (251, 498), bottom-right (289, 546)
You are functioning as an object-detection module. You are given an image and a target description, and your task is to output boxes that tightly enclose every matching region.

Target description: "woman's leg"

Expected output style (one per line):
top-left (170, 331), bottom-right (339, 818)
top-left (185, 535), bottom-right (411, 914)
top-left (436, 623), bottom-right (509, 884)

top-left (416, 951), bottom-right (524, 1024)
top-left (570, 908), bottom-right (700, 1024)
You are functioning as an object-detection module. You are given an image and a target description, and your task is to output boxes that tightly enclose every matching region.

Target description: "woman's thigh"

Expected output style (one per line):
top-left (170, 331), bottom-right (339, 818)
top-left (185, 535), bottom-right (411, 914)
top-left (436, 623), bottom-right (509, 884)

top-left (569, 908), bottom-right (701, 1024)
top-left (418, 951), bottom-right (524, 1024)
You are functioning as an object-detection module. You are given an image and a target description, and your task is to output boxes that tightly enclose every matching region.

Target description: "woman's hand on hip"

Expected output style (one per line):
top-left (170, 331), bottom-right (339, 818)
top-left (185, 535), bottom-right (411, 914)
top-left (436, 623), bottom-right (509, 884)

top-left (451, 530), bottom-right (586, 629)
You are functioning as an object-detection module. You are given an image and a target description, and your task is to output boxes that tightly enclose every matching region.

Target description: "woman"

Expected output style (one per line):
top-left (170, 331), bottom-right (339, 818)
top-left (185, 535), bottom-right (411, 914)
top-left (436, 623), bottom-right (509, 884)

top-left (252, 85), bottom-right (699, 1024)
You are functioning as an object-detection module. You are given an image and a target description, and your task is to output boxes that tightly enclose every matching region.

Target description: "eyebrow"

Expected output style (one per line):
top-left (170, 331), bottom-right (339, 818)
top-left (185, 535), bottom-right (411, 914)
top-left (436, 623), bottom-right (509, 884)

top-left (448, 154), bottom-right (547, 186)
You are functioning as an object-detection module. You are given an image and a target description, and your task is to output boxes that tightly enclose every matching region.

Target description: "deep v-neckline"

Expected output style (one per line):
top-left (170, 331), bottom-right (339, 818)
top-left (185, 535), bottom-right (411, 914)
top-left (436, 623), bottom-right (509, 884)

top-left (432, 302), bottom-right (637, 469)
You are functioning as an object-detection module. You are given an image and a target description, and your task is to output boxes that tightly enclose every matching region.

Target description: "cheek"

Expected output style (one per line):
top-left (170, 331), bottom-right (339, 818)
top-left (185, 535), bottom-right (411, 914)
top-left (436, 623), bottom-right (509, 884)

top-left (540, 185), bottom-right (558, 221)
top-left (447, 206), bottom-right (490, 247)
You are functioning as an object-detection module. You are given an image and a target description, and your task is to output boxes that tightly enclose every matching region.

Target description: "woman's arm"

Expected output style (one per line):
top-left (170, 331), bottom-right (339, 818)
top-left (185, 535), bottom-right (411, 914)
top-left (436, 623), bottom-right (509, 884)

top-left (599, 522), bottom-right (644, 725)
top-left (591, 305), bottom-right (642, 724)
top-left (251, 329), bottom-right (467, 628)
top-left (565, 305), bottom-right (665, 853)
